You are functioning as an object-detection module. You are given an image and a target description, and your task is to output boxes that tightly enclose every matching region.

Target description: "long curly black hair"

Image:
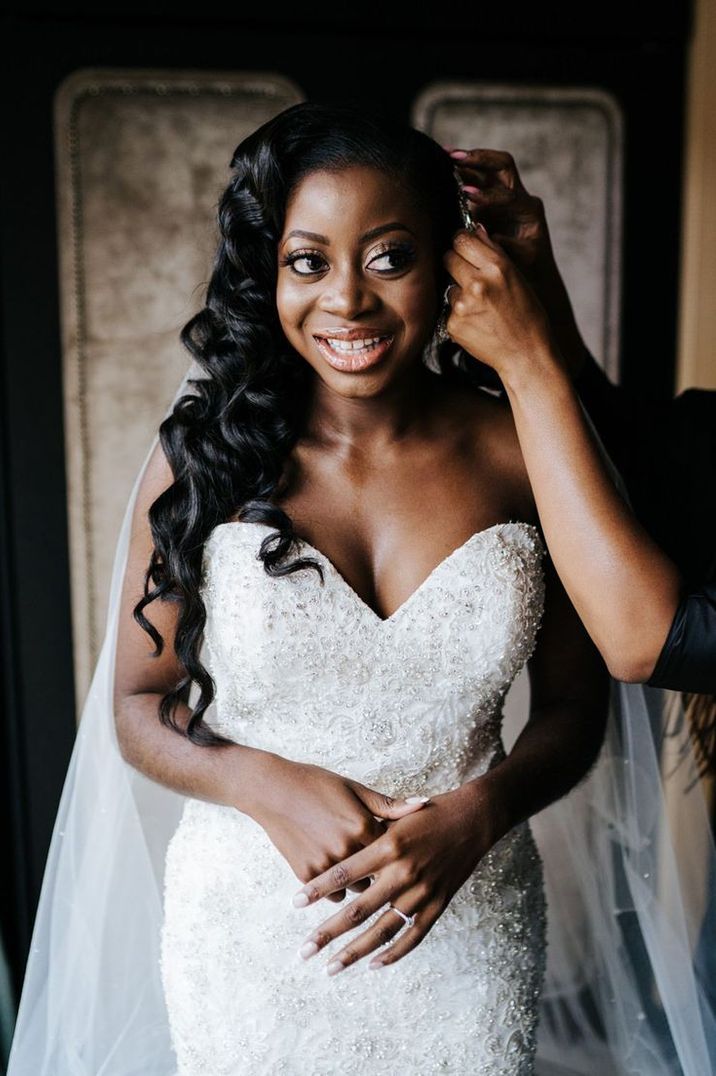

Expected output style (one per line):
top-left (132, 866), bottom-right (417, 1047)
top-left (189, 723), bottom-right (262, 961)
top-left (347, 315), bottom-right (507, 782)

top-left (133, 101), bottom-right (485, 746)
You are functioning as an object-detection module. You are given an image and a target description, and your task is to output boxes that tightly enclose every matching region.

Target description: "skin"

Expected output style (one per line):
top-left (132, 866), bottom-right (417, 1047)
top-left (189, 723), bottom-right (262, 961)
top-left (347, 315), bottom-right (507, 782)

top-left (114, 164), bottom-right (606, 981)
top-left (443, 148), bottom-right (681, 680)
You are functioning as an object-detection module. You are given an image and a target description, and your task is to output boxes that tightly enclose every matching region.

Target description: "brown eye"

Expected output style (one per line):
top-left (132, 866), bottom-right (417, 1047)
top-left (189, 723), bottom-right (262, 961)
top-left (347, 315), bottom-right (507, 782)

top-left (367, 244), bottom-right (416, 273)
top-left (282, 251), bottom-right (327, 276)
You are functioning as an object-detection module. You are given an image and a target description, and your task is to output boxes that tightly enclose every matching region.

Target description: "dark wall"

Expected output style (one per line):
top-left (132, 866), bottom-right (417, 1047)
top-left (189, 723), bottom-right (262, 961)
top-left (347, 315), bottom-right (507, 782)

top-left (0, 1), bottom-right (692, 991)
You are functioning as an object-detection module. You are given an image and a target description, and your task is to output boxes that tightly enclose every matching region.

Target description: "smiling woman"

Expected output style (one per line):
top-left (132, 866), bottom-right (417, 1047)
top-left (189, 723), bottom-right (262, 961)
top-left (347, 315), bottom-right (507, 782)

top-left (7, 101), bottom-right (714, 1076)
top-left (277, 180), bottom-right (438, 377)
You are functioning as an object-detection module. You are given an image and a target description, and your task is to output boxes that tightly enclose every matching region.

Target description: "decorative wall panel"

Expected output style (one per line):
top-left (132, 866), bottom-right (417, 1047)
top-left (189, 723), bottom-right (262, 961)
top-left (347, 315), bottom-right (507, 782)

top-left (55, 69), bottom-right (303, 710)
top-left (414, 82), bottom-right (623, 379)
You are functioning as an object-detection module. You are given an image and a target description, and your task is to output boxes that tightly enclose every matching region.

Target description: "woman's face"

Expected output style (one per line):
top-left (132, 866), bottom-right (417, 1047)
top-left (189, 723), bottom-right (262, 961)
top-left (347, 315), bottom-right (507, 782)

top-left (276, 165), bottom-right (441, 396)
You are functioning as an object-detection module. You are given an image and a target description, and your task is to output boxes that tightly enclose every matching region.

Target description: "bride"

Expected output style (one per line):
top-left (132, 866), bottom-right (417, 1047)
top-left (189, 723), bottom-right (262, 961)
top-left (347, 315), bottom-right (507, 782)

top-left (8, 102), bottom-right (716, 1075)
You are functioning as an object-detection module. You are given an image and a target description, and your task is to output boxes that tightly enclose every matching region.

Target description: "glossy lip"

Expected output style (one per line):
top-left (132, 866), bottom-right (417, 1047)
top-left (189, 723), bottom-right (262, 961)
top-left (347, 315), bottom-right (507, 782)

top-left (312, 327), bottom-right (393, 341)
top-left (313, 333), bottom-right (394, 372)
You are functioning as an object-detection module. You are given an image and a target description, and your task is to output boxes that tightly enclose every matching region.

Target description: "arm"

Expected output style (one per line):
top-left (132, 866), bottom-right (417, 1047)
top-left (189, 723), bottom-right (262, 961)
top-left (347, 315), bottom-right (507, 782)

top-left (113, 440), bottom-right (428, 900)
top-left (113, 437), bottom-right (273, 814)
top-left (444, 227), bottom-right (682, 682)
top-left (476, 558), bottom-right (608, 840)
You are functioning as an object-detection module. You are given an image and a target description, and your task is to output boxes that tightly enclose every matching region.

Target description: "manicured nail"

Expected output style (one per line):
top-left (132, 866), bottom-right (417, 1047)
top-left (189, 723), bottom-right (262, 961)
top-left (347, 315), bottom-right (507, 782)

top-left (462, 185), bottom-right (481, 195)
top-left (406, 795), bottom-right (431, 803)
top-left (292, 891), bottom-right (310, 908)
top-left (299, 941), bottom-right (318, 959)
top-left (369, 959), bottom-right (385, 969)
top-left (449, 150), bottom-right (469, 159)
top-left (327, 959), bottom-right (345, 976)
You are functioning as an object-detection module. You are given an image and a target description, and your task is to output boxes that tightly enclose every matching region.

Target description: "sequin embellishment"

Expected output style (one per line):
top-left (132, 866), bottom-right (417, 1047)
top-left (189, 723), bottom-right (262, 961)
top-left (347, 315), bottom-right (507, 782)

top-left (160, 521), bottom-right (547, 1075)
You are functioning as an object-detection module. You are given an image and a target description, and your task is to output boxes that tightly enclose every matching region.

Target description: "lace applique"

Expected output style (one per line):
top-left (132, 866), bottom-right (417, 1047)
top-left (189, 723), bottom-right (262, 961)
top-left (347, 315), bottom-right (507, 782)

top-left (161, 522), bottom-right (547, 1075)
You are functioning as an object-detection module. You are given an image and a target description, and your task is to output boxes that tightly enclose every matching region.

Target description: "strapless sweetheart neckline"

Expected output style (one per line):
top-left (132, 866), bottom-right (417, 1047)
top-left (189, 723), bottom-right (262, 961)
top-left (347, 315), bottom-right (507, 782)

top-left (164, 514), bottom-right (548, 1073)
top-left (207, 519), bottom-right (542, 625)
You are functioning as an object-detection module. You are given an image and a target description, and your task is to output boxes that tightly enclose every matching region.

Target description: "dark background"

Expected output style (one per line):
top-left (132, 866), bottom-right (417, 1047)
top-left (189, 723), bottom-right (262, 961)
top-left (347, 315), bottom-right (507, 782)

top-left (0, 0), bottom-right (693, 992)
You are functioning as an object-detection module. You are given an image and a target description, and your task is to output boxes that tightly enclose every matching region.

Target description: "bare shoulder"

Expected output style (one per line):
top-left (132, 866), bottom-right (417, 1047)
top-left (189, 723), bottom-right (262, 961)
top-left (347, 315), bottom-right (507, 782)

top-left (438, 377), bottom-right (536, 523)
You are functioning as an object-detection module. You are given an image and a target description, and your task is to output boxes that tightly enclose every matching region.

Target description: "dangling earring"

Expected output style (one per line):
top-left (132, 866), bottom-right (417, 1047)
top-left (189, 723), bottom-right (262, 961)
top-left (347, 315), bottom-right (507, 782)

top-left (422, 165), bottom-right (477, 372)
top-left (437, 166), bottom-right (476, 344)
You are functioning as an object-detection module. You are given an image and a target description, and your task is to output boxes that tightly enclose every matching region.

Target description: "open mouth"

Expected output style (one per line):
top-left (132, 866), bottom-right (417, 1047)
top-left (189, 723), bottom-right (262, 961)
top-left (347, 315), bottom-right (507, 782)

top-left (312, 333), bottom-right (394, 371)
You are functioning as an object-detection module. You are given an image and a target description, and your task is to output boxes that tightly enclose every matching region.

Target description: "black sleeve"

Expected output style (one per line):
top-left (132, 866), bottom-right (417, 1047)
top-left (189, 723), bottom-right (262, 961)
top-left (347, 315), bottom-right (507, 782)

top-left (647, 584), bottom-right (716, 694)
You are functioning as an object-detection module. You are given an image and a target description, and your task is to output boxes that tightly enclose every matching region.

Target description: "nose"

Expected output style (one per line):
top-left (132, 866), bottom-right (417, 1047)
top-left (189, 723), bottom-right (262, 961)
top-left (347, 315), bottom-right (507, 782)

top-left (316, 264), bottom-right (378, 320)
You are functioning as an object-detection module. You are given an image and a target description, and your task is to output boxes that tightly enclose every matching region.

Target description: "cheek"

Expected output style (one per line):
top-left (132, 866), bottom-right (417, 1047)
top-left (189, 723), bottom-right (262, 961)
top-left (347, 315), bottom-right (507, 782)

top-left (275, 277), bottom-right (310, 342)
top-left (399, 272), bottom-right (440, 338)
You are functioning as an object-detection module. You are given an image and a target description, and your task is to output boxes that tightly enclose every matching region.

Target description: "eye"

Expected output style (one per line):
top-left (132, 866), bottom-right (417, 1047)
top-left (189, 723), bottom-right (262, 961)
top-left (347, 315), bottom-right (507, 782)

top-left (367, 243), bottom-right (416, 273)
top-left (280, 249), bottom-right (327, 276)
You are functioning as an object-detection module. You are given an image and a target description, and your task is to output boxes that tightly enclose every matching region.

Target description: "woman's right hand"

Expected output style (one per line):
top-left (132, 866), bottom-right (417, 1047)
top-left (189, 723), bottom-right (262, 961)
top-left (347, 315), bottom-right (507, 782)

top-left (242, 753), bottom-right (430, 903)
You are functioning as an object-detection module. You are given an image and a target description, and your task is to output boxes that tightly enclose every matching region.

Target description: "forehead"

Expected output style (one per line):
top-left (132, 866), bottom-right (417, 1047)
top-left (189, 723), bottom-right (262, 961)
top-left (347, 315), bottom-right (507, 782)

top-left (282, 166), bottom-right (428, 237)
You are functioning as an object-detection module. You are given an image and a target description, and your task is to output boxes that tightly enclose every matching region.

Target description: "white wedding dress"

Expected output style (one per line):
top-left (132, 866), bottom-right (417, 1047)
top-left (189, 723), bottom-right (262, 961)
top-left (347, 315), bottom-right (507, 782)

top-left (160, 519), bottom-right (548, 1075)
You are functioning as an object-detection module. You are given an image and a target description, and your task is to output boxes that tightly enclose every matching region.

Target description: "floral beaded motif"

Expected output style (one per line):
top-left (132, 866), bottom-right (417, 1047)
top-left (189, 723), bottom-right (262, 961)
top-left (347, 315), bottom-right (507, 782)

top-left (160, 521), bottom-right (547, 1076)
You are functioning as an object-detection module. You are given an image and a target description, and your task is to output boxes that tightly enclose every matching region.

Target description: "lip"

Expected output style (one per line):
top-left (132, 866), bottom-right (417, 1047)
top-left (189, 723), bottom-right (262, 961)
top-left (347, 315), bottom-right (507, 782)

top-left (312, 327), bottom-right (392, 341)
top-left (312, 332), bottom-right (394, 373)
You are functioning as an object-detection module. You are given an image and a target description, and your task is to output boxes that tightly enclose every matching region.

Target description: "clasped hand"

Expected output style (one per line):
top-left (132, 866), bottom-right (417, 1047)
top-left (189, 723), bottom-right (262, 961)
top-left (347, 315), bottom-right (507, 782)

top-left (290, 779), bottom-right (492, 974)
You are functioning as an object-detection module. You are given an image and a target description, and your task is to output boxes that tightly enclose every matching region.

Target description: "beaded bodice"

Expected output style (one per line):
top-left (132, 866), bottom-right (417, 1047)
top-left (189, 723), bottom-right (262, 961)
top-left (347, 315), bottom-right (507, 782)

top-left (200, 520), bottom-right (545, 795)
top-left (161, 519), bottom-right (548, 1076)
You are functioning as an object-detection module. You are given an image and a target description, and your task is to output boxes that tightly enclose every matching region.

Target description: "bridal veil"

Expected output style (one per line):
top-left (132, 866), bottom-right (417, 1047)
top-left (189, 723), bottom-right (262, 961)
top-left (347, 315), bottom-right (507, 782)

top-left (6, 360), bottom-right (716, 1075)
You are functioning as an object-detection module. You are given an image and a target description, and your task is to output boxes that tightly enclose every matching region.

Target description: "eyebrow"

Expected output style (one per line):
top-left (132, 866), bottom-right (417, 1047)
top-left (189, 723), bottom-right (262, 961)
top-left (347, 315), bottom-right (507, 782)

top-left (282, 222), bottom-right (415, 246)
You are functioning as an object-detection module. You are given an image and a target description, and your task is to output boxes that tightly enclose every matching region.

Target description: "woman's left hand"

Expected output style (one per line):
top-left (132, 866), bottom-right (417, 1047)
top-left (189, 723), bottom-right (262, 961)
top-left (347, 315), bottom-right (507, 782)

top-left (291, 779), bottom-right (502, 973)
top-left (443, 225), bottom-right (562, 381)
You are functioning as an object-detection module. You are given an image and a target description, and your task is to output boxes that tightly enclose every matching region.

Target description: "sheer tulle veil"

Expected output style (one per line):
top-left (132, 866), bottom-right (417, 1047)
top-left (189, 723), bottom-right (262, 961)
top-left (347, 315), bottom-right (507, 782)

top-left (6, 360), bottom-right (716, 1074)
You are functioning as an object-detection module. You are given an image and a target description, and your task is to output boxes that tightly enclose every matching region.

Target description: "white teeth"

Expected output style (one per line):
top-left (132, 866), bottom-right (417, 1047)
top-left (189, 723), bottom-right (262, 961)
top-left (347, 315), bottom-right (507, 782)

top-left (320, 336), bottom-right (386, 352)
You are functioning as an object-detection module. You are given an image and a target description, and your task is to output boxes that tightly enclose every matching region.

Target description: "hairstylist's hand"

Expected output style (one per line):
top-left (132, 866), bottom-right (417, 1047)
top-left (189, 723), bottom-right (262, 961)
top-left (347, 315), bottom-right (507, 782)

top-left (245, 753), bottom-right (430, 903)
top-left (445, 147), bottom-right (589, 376)
top-left (443, 224), bottom-right (563, 382)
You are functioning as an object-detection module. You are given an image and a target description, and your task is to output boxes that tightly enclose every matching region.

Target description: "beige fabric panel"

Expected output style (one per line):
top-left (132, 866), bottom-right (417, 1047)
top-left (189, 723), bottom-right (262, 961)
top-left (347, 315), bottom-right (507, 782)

top-left (54, 68), bottom-right (304, 714)
top-left (413, 82), bottom-right (623, 380)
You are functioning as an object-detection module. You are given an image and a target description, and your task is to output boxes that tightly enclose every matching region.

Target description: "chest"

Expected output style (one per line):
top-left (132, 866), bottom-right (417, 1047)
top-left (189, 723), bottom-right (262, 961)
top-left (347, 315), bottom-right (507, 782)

top-left (267, 432), bottom-right (528, 621)
top-left (200, 521), bottom-right (546, 716)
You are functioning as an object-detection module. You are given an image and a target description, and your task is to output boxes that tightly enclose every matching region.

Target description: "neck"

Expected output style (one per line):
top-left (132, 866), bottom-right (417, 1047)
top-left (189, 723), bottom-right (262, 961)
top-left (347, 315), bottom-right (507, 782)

top-left (301, 360), bottom-right (438, 450)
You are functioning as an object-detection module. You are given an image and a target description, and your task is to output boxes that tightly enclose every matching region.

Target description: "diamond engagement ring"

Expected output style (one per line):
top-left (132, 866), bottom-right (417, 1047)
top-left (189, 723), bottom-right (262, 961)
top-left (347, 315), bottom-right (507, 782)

top-left (388, 904), bottom-right (416, 928)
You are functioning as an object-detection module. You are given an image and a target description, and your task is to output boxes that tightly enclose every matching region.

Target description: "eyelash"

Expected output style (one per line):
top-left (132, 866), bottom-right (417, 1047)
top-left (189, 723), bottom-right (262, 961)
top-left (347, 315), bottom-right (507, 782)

top-left (279, 242), bottom-right (416, 277)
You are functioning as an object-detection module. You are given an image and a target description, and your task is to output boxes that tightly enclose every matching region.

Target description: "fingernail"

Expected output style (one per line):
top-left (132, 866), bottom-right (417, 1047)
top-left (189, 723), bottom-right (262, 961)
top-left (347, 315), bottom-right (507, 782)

top-left (462, 185), bottom-right (480, 195)
top-left (406, 796), bottom-right (431, 803)
top-left (327, 959), bottom-right (345, 976)
top-left (449, 150), bottom-right (469, 159)
top-left (299, 941), bottom-right (318, 959)
top-left (369, 959), bottom-right (384, 969)
top-left (292, 892), bottom-right (310, 907)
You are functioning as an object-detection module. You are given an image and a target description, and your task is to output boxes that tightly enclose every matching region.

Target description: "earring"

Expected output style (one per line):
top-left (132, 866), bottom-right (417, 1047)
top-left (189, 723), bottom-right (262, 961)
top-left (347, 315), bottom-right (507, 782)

top-left (436, 282), bottom-right (455, 344)
top-left (452, 164), bottom-right (477, 232)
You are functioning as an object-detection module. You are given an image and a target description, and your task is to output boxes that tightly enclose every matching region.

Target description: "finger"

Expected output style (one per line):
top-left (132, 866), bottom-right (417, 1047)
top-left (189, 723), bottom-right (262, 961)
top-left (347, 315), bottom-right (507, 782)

top-left (444, 231), bottom-right (500, 280)
top-left (452, 226), bottom-right (505, 268)
top-left (443, 249), bottom-right (476, 288)
top-left (368, 900), bottom-right (442, 969)
top-left (297, 879), bottom-right (398, 964)
top-left (291, 841), bottom-right (384, 907)
top-left (354, 784), bottom-right (431, 821)
top-left (327, 892), bottom-right (425, 973)
top-left (461, 185), bottom-right (516, 208)
top-left (450, 147), bottom-right (520, 182)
